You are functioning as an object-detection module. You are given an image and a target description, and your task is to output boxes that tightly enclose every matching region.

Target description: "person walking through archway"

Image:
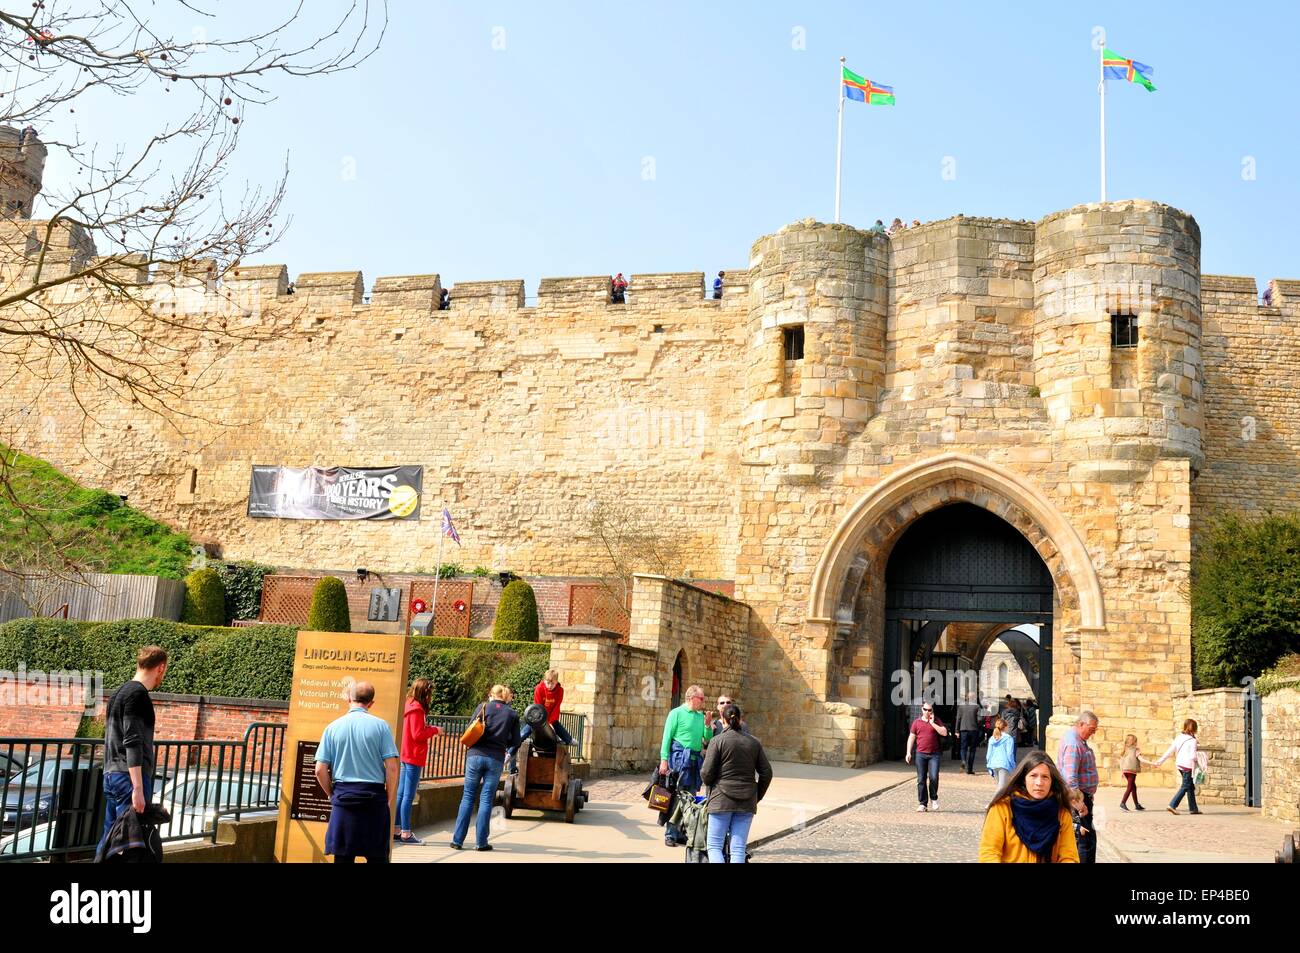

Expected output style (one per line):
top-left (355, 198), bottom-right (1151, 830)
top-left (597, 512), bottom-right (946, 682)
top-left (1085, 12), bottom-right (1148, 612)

top-left (985, 716), bottom-right (1015, 788)
top-left (956, 691), bottom-right (982, 774)
top-left (905, 702), bottom-right (949, 813)
top-left (978, 750), bottom-right (1079, 863)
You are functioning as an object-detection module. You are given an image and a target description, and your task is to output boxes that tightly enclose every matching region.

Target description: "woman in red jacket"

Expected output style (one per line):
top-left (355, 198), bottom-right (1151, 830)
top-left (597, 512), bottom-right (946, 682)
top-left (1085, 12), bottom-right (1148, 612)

top-left (394, 678), bottom-right (441, 844)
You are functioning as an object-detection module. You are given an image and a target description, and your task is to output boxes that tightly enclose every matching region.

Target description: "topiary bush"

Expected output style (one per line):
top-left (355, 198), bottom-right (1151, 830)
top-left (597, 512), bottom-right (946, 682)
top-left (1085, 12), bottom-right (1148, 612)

top-left (181, 568), bottom-right (227, 626)
top-left (502, 653), bottom-right (552, 717)
top-left (213, 560), bottom-right (277, 623)
top-left (492, 579), bottom-right (539, 642)
top-left (306, 576), bottom-right (351, 632)
top-left (1192, 511), bottom-right (1300, 687)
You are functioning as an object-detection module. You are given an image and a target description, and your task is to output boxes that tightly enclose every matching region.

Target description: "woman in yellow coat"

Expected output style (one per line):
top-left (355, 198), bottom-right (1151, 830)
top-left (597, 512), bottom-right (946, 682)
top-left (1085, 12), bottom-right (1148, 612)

top-left (979, 750), bottom-right (1080, 863)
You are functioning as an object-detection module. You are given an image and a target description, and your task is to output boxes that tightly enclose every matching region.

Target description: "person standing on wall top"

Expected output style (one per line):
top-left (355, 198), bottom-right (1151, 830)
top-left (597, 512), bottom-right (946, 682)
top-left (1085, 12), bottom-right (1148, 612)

top-left (439, 287), bottom-right (450, 310)
top-left (906, 702), bottom-right (949, 813)
top-left (870, 219), bottom-right (886, 234)
top-left (611, 273), bottom-right (628, 304)
top-left (314, 681), bottom-right (401, 864)
top-left (394, 678), bottom-right (441, 845)
top-left (659, 683), bottom-right (711, 846)
top-left (712, 271), bottom-right (724, 300)
top-left (1057, 711), bottom-right (1100, 864)
top-left (97, 645), bottom-right (168, 857)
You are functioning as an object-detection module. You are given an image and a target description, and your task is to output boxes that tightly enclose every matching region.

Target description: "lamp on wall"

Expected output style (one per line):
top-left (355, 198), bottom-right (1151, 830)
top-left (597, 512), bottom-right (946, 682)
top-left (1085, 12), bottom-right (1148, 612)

top-left (356, 568), bottom-right (369, 582)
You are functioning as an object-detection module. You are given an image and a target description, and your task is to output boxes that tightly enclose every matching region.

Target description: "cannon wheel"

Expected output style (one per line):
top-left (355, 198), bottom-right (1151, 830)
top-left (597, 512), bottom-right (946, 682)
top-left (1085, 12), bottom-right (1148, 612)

top-left (565, 779), bottom-right (582, 823)
top-left (1279, 832), bottom-right (1296, 864)
top-left (502, 775), bottom-right (515, 819)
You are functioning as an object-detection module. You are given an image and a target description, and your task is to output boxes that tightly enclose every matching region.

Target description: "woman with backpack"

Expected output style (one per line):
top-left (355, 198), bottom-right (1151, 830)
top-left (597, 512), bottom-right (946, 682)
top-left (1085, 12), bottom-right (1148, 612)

top-left (1146, 719), bottom-right (1204, 815)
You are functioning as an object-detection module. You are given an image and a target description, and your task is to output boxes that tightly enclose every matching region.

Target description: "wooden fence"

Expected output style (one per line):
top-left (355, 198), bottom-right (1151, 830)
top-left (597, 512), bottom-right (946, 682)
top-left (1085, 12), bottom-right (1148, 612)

top-left (0, 572), bottom-right (184, 624)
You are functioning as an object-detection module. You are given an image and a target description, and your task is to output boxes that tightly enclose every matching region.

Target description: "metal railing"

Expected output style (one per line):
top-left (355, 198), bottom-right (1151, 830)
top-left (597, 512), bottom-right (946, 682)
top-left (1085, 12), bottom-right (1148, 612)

top-left (422, 712), bottom-right (587, 781)
top-left (0, 722), bottom-right (285, 862)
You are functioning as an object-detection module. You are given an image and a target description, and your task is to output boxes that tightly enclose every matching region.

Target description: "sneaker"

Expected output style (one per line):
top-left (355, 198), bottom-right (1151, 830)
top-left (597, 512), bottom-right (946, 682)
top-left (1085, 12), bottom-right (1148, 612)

top-left (393, 832), bottom-right (404, 842)
top-left (398, 833), bottom-right (423, 845)
top-left (1189, 810), bottom-right (1202, 815)
top-left (1166, 807), bottom-right (1178, 815)
top-left (665, 837), bottom-right (677, 847)
top-left (929, 801), bottom-right (939, 813)
top-left (475, 843), bottom-right (494, 852)
top-left (1119, 803), bottom-right (1129, 812)
top-left (448, 842), bottom-right (463, 850)
top-left (916, 804), bottom-right (928, 813)
top-left (1135, 804), bottom-right (1146, 811)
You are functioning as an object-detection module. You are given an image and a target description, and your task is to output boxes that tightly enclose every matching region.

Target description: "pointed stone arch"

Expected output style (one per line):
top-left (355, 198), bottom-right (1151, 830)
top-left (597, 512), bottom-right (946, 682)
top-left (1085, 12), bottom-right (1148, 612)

top-left (806, 453), bottom-right (1105, 639)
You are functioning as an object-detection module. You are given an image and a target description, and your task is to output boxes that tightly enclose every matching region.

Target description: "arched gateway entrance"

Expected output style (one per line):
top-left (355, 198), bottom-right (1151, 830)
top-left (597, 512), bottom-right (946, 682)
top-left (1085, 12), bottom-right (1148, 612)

top-left (882, 504), bottom-right (1052, 759)
top-left (805, 453), bottom-right (1106, 766)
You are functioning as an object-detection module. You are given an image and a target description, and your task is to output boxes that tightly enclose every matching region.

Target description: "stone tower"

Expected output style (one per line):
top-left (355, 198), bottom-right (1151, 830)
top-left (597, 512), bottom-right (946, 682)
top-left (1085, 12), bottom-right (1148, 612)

top-left (0, 125), bottom-right (45, 219)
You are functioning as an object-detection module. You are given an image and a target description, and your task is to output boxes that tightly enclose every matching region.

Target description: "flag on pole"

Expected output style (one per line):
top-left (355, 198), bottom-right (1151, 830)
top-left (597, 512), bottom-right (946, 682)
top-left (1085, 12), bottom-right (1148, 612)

top-left (441, 507), bottom-right (461, 546)
top-left (1102, 49), bottom-right (1155, 91)
top-left (842, 66), bottom-right (895, 105)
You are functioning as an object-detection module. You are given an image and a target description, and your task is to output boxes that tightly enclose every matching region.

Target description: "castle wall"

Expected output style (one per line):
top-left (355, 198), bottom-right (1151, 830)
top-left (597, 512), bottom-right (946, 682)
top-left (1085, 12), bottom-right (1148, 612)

top-left (1195, 276), bottom-right (1300, 533)
top-left (0, 271), bottom-right (750, 579)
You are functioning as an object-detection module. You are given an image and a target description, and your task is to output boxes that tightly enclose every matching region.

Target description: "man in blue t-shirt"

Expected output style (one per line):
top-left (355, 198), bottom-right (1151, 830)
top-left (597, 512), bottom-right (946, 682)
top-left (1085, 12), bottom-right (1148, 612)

top-left (314, 681), bottom-right (400, 864)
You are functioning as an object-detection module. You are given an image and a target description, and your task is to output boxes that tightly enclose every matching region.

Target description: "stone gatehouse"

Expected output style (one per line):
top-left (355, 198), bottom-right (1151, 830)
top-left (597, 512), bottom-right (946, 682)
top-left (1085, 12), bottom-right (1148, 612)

top-left (4, 128), bottom-right (1299, 779)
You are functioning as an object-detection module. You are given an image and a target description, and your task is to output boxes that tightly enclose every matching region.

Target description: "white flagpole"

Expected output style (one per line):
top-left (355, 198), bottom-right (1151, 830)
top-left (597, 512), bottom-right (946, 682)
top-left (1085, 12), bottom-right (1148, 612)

top-left (835, 55), bottom-right (845, 223)
top-left (430, 509), bottom-right (447, 632)
top-left (1099, 42), bottom-right (1107, 202)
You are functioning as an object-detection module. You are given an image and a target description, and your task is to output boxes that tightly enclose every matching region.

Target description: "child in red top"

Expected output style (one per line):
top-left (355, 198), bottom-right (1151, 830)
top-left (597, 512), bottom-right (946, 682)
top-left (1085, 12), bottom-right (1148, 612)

top-left (507, 669), bottom-right (575, 773)
top-left (395, 678), bottom-right (441, 844)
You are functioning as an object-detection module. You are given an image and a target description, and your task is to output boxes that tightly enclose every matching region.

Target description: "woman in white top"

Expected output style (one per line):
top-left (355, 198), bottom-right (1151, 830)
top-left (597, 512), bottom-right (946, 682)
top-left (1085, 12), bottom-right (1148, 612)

top-left (1144, 718), bottom-right (1202, 815)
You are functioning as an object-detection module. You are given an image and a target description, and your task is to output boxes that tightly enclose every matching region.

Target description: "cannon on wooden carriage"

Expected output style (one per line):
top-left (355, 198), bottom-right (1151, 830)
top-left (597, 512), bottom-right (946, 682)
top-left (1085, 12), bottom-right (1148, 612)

top-left (1277, 829), bottom-right (1299, 864)
top-left (502, 704), bottom-right (588, 823)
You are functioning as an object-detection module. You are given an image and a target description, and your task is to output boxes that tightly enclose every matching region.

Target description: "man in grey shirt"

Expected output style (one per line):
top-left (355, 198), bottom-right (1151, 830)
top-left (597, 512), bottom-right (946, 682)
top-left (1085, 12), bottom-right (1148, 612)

top-left (955, 692), bottom-right (982, 775)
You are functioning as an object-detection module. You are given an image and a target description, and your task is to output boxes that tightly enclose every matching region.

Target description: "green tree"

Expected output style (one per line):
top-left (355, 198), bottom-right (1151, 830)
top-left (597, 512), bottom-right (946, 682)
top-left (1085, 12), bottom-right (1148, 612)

top-left (307, 577), bottom-right (351, 633)
top-left (1192, 511), bottom-right (1300, 687)
top-left (492, 579), bottom-right (539, 642)
top-left (181, 568), bottom-right (226, 627)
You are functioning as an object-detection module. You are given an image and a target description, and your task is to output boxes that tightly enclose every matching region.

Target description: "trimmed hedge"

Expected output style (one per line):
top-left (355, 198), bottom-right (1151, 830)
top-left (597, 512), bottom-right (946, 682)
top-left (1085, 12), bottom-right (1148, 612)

top-left (181, 568), bottom-right (227, 627)
top-left (493, 579), bottom-right (539, 642)
top-left (503, 654), bottom-right (552, 717)
top-left (0, 618), bottom-right (548, 713)
top-left (307, 576), bottom-right (351, 632)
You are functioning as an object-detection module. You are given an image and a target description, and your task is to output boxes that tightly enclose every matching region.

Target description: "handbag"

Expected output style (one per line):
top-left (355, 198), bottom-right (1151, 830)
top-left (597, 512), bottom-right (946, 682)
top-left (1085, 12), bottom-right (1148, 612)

top-left (459, 703), bottom-right (487, 748)
top-left (643, 770), bottom-right (674, 813)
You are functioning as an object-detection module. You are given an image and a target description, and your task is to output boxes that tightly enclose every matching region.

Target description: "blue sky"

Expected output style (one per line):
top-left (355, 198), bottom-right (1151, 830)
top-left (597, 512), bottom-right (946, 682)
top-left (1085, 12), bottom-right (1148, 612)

top-left (42, 1), bottom-right (1300, 295)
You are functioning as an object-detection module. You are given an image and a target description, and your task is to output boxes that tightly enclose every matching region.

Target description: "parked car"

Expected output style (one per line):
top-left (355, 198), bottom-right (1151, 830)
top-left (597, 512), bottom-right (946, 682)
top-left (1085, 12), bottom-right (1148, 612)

top-left (1, 759), bottom-right (83, 832)
top-left (0, 751), bottom-right (26, 780)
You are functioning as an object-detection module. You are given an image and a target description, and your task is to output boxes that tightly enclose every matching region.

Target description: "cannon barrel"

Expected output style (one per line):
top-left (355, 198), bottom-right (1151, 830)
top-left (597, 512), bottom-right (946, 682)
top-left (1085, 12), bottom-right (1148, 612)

top-left (523, 703), bottom-right (558, 751)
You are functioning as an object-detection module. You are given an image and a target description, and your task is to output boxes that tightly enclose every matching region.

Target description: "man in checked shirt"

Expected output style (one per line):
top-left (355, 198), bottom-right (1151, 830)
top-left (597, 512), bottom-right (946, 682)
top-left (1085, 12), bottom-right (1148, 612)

top-left (1057, 711), bottom-right (1100, 863)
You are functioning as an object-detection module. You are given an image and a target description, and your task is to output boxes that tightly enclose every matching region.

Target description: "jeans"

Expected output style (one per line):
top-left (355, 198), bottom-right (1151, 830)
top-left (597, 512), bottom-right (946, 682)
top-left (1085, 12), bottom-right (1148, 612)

top-left (915, 752), bottom-right (940, 805)
top-left (452, 753), bottom-right (503, 847)
top-left (706, 811), bottom-right (753, 863)
top-left (960, 730), bottom-right (981, 772)
top-left (1170, 767), bottom-right (1199, 813)
top-left (395, 762), bottom-right (421, 831)
top-left (1075, 791), bottom-right (1097, 864)
top-left (98, 770), bottom-right (153, 855)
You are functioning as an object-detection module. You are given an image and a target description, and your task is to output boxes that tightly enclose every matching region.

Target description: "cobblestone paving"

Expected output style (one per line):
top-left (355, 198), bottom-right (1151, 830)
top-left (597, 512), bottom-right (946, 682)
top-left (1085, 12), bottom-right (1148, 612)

top-left (756, 766), bottom-right (994, 863)
top-left (582, 774), bottom-right (650, 804)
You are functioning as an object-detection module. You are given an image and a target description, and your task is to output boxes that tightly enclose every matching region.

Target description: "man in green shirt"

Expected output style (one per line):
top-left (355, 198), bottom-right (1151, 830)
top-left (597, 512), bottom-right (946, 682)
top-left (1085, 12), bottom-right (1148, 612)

top-left (659, 684), bottom-right (710, 847)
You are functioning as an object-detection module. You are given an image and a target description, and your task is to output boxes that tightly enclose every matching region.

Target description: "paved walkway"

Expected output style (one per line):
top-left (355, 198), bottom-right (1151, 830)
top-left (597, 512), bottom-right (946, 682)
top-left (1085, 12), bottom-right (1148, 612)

top-left (393, 761), bottom-right (901, 864)
top-left (393, 761), bottom-right (1292, 863)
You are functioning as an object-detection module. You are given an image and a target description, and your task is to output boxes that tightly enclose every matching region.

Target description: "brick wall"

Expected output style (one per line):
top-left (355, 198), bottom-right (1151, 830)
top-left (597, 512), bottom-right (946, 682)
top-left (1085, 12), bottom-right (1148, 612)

top-left (0, 677), bottom-right (88, 737)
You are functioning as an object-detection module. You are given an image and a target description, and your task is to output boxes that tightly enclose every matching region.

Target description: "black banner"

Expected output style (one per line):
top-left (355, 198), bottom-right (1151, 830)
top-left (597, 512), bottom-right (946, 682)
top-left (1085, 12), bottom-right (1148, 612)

top-left (247, 465), bottom-right (423, 521)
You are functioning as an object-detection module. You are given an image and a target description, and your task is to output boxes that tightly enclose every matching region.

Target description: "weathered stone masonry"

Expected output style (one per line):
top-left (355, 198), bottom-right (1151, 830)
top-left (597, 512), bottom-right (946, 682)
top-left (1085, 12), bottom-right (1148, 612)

top-left (3, 137), bottom-right (1298, 776)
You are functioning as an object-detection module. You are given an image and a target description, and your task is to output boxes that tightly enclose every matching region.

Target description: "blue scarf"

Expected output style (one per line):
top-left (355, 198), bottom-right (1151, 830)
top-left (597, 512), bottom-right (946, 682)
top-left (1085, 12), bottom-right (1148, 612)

top-left (1007, 794), bottom-right (1061, 862)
